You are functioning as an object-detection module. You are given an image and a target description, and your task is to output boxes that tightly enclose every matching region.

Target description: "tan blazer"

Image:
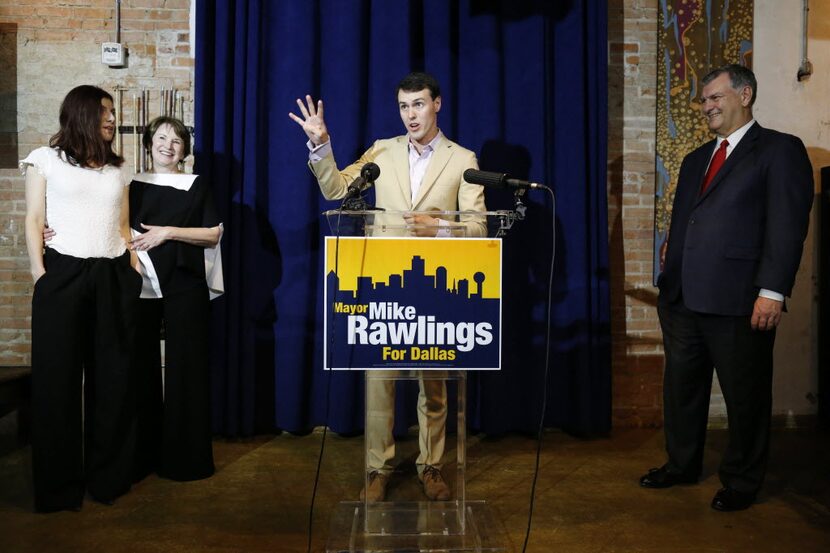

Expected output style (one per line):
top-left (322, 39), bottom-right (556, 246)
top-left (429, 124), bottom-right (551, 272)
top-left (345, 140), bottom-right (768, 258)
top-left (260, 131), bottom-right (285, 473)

top-left (309, 135), bottom-right (487, 236)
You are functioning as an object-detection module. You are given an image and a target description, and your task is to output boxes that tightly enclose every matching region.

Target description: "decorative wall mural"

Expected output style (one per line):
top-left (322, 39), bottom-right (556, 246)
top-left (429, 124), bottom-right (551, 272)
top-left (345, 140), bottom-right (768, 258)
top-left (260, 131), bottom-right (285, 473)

top-left (654, 0), bottom-right (754, 283)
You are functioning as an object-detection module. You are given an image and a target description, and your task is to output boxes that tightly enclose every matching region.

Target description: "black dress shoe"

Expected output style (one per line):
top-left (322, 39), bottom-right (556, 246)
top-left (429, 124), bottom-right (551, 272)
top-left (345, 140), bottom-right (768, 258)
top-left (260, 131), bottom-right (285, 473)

top-left (711, 487), bottom-right (756, 512)
top-left (639, 466), bottom-right (697, 488)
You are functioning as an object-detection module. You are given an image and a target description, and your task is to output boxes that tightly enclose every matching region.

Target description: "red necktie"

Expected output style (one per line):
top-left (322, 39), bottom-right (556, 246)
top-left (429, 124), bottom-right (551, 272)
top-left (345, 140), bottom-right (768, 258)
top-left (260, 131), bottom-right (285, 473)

top-left (701, 139), bottom-right (729, 194)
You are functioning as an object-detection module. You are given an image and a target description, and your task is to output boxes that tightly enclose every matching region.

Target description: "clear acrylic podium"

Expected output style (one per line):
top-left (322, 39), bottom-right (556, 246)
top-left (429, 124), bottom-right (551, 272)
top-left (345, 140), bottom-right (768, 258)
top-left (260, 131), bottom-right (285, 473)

top-left (323, 209), bottom-right (511, 553)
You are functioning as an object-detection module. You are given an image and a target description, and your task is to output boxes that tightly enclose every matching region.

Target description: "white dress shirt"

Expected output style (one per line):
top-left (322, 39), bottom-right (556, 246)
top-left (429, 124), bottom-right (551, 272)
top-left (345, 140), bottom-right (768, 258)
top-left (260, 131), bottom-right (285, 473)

top-left (708, 119), bottom-right (783, 302)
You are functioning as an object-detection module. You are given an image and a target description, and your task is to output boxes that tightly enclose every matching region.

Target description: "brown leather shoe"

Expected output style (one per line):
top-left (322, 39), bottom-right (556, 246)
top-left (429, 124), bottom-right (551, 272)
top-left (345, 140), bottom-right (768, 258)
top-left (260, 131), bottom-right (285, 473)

top-left (359, 471), bottom-right (389, 502)
top-left (420, 465), bottom-right (450, 501)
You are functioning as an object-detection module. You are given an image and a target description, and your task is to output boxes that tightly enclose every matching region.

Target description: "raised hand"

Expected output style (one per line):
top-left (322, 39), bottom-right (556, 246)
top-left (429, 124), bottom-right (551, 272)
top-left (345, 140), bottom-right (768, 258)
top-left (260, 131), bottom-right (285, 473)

top-left (288, 95), bottom-right (330, 146)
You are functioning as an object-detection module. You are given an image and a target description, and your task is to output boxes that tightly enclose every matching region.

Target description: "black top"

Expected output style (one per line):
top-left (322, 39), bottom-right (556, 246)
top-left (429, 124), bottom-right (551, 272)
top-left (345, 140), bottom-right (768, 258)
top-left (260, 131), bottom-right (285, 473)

top-left (129, 174), bottom-right (220, 296)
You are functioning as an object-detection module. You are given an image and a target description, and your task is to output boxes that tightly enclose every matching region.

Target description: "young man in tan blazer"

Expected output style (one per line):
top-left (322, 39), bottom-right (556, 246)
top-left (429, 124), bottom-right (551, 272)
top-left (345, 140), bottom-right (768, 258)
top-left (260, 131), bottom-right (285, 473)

top-left (290, 72), bottom-right (486, 501)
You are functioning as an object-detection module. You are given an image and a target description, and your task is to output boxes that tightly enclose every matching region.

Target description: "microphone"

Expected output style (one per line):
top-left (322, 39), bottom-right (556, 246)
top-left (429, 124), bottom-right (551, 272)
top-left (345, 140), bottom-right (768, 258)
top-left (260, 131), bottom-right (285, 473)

top-left (346, 162), bottom-right (381, 197)
top-left (463, 168), bottom-right (542, 190)
top-left (361, 162), bottom-right (380, 183)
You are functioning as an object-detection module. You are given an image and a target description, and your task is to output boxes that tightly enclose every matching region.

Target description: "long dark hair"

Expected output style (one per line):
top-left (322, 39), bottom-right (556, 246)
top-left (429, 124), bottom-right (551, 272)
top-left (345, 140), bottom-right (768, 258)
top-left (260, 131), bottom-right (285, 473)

top-left (49, 85), bottom-right (124, 168)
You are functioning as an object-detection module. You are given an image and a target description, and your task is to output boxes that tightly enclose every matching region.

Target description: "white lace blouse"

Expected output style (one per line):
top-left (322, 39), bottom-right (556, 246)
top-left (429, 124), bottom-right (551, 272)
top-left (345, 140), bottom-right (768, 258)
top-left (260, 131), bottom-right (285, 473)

top-left (21, 147), bottom-right (130, 259)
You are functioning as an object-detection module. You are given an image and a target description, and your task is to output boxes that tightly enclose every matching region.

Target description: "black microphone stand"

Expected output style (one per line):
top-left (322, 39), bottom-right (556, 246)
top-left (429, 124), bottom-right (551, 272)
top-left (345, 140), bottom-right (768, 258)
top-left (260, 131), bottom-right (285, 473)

top-left (513, 189), bottom-right (527, 221)
top-left (340, 167), bottom-right (384, 212)
top-left (341, 188), bottom-right (383, 212)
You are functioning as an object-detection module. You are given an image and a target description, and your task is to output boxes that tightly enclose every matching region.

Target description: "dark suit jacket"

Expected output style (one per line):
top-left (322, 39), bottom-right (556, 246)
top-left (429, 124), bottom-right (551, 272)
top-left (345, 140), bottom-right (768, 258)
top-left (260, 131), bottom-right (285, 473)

top-left (658, 122), bottom-right (814, 316)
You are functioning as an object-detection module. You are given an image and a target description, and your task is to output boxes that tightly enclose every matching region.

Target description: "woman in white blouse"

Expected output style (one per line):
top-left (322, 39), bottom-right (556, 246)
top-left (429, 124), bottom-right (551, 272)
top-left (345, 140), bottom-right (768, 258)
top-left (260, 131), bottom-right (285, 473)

top-left (22, 85), bottom-right (142, 512)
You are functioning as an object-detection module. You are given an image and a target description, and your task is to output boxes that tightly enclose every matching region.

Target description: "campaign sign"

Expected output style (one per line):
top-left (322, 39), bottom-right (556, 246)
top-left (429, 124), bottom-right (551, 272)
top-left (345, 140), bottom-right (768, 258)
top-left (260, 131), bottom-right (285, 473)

top-left (324, 237), bottom-right (502, 370)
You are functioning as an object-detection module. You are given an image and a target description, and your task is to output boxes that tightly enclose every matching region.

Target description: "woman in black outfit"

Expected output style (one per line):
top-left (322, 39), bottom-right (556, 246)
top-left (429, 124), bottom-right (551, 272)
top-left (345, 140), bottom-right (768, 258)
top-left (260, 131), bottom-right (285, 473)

top-left (129, 116), bottom-right (223, 481)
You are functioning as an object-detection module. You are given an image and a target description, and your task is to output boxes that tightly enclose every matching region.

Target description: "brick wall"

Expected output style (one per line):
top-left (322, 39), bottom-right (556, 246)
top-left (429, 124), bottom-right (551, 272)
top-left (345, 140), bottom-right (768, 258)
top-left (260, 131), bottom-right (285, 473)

top-left (608, 0), bottom-right (663, 427)
top-left (0, 1), bottom-right (666, 428)
top-left (0, 0), bottom-right (193, 365)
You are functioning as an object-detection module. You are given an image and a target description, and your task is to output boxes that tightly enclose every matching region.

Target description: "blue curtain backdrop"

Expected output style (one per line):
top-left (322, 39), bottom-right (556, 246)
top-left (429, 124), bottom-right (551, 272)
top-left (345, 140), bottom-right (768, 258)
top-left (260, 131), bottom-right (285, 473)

top-left (195, 0), bottom-right (610, 438)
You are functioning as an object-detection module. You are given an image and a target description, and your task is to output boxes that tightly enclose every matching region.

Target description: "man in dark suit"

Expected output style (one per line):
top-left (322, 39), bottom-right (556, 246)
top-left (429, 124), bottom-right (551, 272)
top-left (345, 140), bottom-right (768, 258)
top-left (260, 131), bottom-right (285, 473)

top-left (640, 65), bottom-right (813, 511)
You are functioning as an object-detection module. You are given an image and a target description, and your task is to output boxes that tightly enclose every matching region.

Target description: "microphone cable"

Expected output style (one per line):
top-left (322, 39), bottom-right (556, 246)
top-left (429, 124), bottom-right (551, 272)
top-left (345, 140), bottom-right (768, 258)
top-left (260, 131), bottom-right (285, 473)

top-left (306, 203), bottom-right (347, 553)
top-left (521, 185), bottom-right (555, 553)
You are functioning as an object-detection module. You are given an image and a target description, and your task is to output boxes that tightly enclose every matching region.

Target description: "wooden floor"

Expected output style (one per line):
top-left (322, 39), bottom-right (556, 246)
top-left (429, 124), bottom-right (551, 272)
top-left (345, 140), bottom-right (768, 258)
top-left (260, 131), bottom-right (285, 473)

top-left (1, 413), bottom-right (828, 552)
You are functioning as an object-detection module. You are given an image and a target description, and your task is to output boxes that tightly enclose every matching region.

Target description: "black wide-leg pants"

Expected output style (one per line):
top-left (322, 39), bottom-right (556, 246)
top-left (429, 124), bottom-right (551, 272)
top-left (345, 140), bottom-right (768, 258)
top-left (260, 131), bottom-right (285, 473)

top-left (30, 248), bottom-right (141, 512)
top-left (658, 300), bottom-right (775, 494)
top-left (133, 285), bottom-right (214, 482)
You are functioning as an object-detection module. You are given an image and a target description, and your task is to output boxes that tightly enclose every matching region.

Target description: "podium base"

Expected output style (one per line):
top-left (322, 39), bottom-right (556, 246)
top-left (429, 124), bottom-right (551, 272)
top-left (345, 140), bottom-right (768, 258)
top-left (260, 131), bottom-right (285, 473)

top-left (325, 500), bottom-right (509, 552)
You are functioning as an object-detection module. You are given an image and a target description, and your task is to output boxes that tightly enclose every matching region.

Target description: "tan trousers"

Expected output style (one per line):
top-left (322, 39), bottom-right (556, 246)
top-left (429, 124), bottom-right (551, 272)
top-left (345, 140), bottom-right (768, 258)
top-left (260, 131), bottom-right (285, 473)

top-left (365, 372), bottom-right (447, 476)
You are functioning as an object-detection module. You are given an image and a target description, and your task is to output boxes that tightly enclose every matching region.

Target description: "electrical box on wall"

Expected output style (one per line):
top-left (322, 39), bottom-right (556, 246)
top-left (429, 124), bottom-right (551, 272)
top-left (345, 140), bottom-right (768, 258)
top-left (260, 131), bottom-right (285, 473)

top-left (101, 42), bottom-right (126, 67)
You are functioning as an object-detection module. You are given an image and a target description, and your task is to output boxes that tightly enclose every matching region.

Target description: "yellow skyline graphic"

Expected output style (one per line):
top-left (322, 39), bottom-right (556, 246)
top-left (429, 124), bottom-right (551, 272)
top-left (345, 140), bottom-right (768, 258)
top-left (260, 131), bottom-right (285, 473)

top-left (325, 237), bottom-right (501, 299)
